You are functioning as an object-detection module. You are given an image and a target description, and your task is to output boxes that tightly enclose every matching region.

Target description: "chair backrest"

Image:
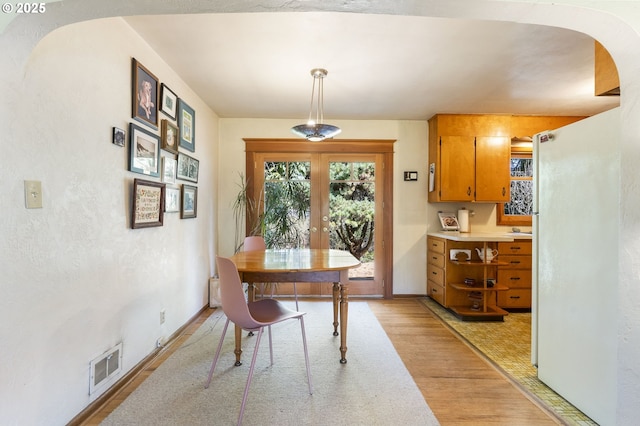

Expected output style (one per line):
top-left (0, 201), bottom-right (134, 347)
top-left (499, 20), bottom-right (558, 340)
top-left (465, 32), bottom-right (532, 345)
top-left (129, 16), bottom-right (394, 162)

top-left (216, 256), bottom-right (261, 330)
top-left (243, 236), bottom-right (266, 252)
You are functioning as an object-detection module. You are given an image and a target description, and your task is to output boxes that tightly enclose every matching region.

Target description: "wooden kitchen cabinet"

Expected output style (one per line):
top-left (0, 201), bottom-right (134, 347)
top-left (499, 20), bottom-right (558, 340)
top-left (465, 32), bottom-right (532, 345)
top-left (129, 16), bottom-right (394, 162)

top-left (427, 235), bottom-right (509, 321)
top-left (428, 114), bottom-right (585, 204)
top-left (594, 40), bottom-right (619, 96)
top-left (428, 114), bottom-right (510, 203)
top-left (497, 240), bottom-right (532, 309)
top-left (426, 237), bottom-right (446, 306)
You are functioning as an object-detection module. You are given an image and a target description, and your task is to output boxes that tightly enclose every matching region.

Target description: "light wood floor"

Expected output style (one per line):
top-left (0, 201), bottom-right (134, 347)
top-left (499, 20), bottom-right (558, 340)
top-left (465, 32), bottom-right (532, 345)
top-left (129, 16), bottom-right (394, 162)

top-left (79, 298), bottom-right (561, 425)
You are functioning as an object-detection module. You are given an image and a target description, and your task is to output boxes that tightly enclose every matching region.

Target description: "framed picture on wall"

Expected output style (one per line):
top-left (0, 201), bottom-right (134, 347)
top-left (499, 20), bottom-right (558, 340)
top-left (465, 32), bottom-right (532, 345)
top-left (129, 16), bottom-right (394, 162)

top-left (131, 58), bottom-right (159, 129)
top-left (165, 185), bottom-right (180, 213)
top-left (160, 84), bottom-right (178, 120)
top-left (161, 119), bottom-right (179, 154)
top-left (131, 178), bottom-right (165, 229)
top-left (112, 127), bottom-right (125, 147)
top-left (177, 152), bottom-right (199, 183)
top-left (162, 156), bottom-right (177, 184)
top-left (181, 184), bottom-right (197, 219)
top-left (129, 123), bottom-right (161, 177)
top-left (177, 99), bottom-right (195, 152)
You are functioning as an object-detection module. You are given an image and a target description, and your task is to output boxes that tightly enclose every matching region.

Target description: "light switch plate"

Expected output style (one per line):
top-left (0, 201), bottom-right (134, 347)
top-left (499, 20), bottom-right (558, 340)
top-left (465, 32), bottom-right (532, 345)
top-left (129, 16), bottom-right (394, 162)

top-left (24, 180), bottom-right (43, 209)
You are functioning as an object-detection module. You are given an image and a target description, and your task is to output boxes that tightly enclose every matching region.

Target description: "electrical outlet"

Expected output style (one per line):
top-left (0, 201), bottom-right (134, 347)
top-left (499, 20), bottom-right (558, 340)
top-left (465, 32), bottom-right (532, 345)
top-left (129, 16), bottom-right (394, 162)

top-left (160, 309), bottom-right (165, 324)
top-left (24, 180), bottom-right (43, 209)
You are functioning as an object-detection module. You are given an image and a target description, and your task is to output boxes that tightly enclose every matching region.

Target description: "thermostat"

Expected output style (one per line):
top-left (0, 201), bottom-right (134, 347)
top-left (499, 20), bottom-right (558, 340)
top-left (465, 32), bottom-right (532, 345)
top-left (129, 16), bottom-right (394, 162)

top-left (403, 171), bottom-right (418, 181)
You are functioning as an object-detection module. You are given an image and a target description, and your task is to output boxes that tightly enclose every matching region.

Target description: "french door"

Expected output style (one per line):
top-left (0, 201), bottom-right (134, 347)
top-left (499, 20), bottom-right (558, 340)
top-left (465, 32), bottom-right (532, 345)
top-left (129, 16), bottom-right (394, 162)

top-left (244, 139), bottom-right (394, 298)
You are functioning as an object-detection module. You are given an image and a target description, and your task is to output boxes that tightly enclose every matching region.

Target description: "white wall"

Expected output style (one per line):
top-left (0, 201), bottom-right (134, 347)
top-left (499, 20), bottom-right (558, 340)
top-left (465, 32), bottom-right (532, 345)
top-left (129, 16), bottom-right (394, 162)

top-left (0, 17), bottom-right (218, 424)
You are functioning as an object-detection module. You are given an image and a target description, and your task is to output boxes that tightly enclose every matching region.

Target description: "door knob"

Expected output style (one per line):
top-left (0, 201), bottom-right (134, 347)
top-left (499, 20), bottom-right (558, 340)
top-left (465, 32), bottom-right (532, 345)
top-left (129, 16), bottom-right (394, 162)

top-left (322, 215), bottom-right (329, 222)
top-left (323, 227), bottom-right (329, 233)
top-left (311, 227), bottom-right (318, 233)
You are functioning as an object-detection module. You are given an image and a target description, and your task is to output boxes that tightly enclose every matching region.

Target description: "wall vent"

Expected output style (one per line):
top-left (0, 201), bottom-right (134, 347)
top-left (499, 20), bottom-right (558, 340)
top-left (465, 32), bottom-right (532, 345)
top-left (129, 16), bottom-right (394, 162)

top-left (89, 342), bottom-right (122, 395)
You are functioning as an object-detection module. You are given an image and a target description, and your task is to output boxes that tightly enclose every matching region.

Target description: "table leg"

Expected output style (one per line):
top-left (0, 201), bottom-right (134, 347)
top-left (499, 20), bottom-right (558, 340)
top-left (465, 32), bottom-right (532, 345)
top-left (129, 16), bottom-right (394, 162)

top-left (234, 325), bottom-right (242, 366)
top-left (339, 282), bottom-right (349, 364)
top-left (234, 282), bottom-right (256, 365)
top-left (247, 282), bottom-right (256, 303)
top-left (332, 282), bottom-right (340, 336)
top-left (246, 282), bottom-right (256, 337)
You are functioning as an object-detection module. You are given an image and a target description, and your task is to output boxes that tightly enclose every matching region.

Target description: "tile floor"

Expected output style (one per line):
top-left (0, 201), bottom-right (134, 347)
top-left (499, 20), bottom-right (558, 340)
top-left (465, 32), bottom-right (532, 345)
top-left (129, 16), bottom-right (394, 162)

top-left (420, 297), bottom-right (598, 426)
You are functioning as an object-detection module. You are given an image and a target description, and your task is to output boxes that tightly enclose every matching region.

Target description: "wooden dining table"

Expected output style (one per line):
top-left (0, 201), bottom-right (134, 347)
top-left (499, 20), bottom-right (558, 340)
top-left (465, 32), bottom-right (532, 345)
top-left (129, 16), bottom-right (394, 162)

top-left (228, 248), bottom-right (360, 364)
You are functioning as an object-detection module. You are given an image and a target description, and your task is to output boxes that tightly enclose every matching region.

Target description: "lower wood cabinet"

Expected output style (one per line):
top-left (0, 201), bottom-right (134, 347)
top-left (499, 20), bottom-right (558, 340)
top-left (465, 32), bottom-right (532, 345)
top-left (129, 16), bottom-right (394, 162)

top-left (497, 241), bottom-right (532, 309)
top-left (426, 237), bottom-right (446, 306)
top-left (427, 235), bottom-right (509, 321)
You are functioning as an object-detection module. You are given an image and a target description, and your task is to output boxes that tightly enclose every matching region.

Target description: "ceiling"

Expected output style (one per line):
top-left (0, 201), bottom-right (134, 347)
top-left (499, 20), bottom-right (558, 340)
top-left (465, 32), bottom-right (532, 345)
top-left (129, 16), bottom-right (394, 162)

top-left (124, 12), bottom-right (619, 122)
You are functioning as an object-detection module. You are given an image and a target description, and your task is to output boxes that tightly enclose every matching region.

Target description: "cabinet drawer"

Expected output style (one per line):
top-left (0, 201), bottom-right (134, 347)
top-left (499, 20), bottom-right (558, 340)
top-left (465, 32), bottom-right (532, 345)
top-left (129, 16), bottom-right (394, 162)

top-left (427, 280), bottom-right (445, 306)
top-left (498, 241), bottom-right (532, 255)
top-left (498, 289), bottom-right (532, 308)
top-left (427, 265), bottom-right (444, 286)
top-left (498, 270), bottom-right (532, 289)
top-left (427, 238), bottom-right (445, 254)
top-left (499, 255), bottom-right (532, 269)
top-left (427, 251), bottom-right (445, 268)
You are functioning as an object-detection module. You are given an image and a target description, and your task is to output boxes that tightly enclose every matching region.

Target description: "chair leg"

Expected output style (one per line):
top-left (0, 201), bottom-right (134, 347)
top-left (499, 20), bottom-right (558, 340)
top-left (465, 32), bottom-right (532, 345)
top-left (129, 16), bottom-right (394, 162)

top-left (268, 325), bottom-right (274, 365)
top-left (299, 316), bottom-right (313, 395)
top-left (238, 327), bottom-right (263, 426)
top-left (205, 318), bottom-right (230, 389)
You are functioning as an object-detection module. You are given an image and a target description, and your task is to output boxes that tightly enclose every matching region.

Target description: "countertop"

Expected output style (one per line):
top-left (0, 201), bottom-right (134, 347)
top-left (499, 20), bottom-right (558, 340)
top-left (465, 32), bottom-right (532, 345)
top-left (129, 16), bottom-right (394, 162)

top-left (427, 231), bottom-right (533, 242)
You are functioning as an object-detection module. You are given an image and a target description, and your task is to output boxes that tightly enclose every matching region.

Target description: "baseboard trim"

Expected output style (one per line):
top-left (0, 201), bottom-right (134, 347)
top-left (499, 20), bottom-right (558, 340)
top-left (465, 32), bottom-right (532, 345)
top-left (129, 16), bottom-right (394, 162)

top-left (67, 304), bottom-right (210, 426)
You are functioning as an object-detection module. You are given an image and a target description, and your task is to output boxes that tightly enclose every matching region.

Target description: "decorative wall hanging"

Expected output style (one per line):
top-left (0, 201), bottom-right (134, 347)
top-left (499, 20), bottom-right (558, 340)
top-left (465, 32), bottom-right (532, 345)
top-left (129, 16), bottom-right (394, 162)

top-left (177, 99), bottom-right (195, 152)
top-left (112, 127), bottom-right (125, 147)
top-left (131, 58), bottom-right (159, 129)
top-left (177, 152), bottom-right (199, 183)
top-left (160, 83), bottom-right (178, 120)
top-left (129, 123), bottom-right (161, 177)
top-left (161, 119), bottom-right (179, 154)
top-left (131, 178), bottom-right (165, 229)
top-left (162, 156), bottom-right (177, 184)
top-left (180, 184), bottom-right (198, 219)
top-left (165, 185), bottom-right (180, 213)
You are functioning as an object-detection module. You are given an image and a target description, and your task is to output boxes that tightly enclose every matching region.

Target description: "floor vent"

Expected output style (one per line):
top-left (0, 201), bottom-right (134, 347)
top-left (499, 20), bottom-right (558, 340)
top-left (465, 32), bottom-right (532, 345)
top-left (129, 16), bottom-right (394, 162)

top-left (89, 342), bottom-right (122, 395)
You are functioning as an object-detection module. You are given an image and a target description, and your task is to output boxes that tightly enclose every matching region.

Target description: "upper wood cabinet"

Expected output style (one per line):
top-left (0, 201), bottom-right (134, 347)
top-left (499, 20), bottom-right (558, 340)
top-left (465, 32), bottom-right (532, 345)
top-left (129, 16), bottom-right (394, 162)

top-left (428, 114), bottom-right (586, 204)
top-left (429, 114), bottom-right (510, 203)
top-left (594, 40), bottom-right (619, 96)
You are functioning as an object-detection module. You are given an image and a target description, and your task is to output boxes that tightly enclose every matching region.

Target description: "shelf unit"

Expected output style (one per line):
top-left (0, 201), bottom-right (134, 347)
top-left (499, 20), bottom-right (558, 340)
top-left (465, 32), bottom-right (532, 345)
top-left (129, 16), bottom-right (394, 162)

top-left (448, 245), bottom-right (509, 320)
top-left (427, 236), bottom-right (509, 321)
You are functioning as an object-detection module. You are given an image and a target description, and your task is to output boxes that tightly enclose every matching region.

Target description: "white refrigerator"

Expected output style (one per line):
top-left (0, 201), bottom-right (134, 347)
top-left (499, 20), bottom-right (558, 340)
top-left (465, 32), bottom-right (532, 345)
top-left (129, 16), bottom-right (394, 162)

top-left (532, 107), bottom-right (619, 425)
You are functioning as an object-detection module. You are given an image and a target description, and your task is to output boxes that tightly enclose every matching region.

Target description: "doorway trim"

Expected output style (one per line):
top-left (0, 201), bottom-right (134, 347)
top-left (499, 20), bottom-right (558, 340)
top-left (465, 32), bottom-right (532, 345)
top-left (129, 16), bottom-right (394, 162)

top-left (243, 138), bottom-right (395, 299)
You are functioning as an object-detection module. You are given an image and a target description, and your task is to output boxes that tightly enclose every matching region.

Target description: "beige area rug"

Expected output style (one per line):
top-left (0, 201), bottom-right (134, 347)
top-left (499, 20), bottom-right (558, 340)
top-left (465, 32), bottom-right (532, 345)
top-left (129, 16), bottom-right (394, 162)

top-left (102, 301), bottom-right (440, 426)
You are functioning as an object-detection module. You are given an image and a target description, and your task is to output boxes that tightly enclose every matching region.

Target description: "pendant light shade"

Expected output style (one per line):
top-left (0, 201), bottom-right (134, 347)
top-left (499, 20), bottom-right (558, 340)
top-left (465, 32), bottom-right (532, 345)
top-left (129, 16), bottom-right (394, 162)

top-left (291, 68), bottom-right (341, 141)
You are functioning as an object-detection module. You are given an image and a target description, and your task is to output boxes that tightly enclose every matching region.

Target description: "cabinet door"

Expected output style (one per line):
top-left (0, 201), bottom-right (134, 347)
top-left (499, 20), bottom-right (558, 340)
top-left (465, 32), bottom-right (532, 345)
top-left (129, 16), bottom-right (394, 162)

top-left (439, 136), bottom-right (475, 201)
top-left (475, 136), bottom-right (510, 202)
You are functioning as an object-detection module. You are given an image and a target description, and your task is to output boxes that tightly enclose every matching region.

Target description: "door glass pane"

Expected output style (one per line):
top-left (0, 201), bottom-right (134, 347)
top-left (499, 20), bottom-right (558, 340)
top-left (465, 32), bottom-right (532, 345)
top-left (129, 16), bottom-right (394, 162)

top-left (329, 161), bottom-right (375, 279)
top-left (263, 161), bottom-right (311, 249)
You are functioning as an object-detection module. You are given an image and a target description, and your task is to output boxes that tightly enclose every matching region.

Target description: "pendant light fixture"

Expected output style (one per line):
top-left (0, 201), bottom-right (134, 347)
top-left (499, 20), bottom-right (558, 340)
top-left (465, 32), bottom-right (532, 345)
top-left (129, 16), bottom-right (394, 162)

top-left (291, 68), bottom-right (341, 142)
